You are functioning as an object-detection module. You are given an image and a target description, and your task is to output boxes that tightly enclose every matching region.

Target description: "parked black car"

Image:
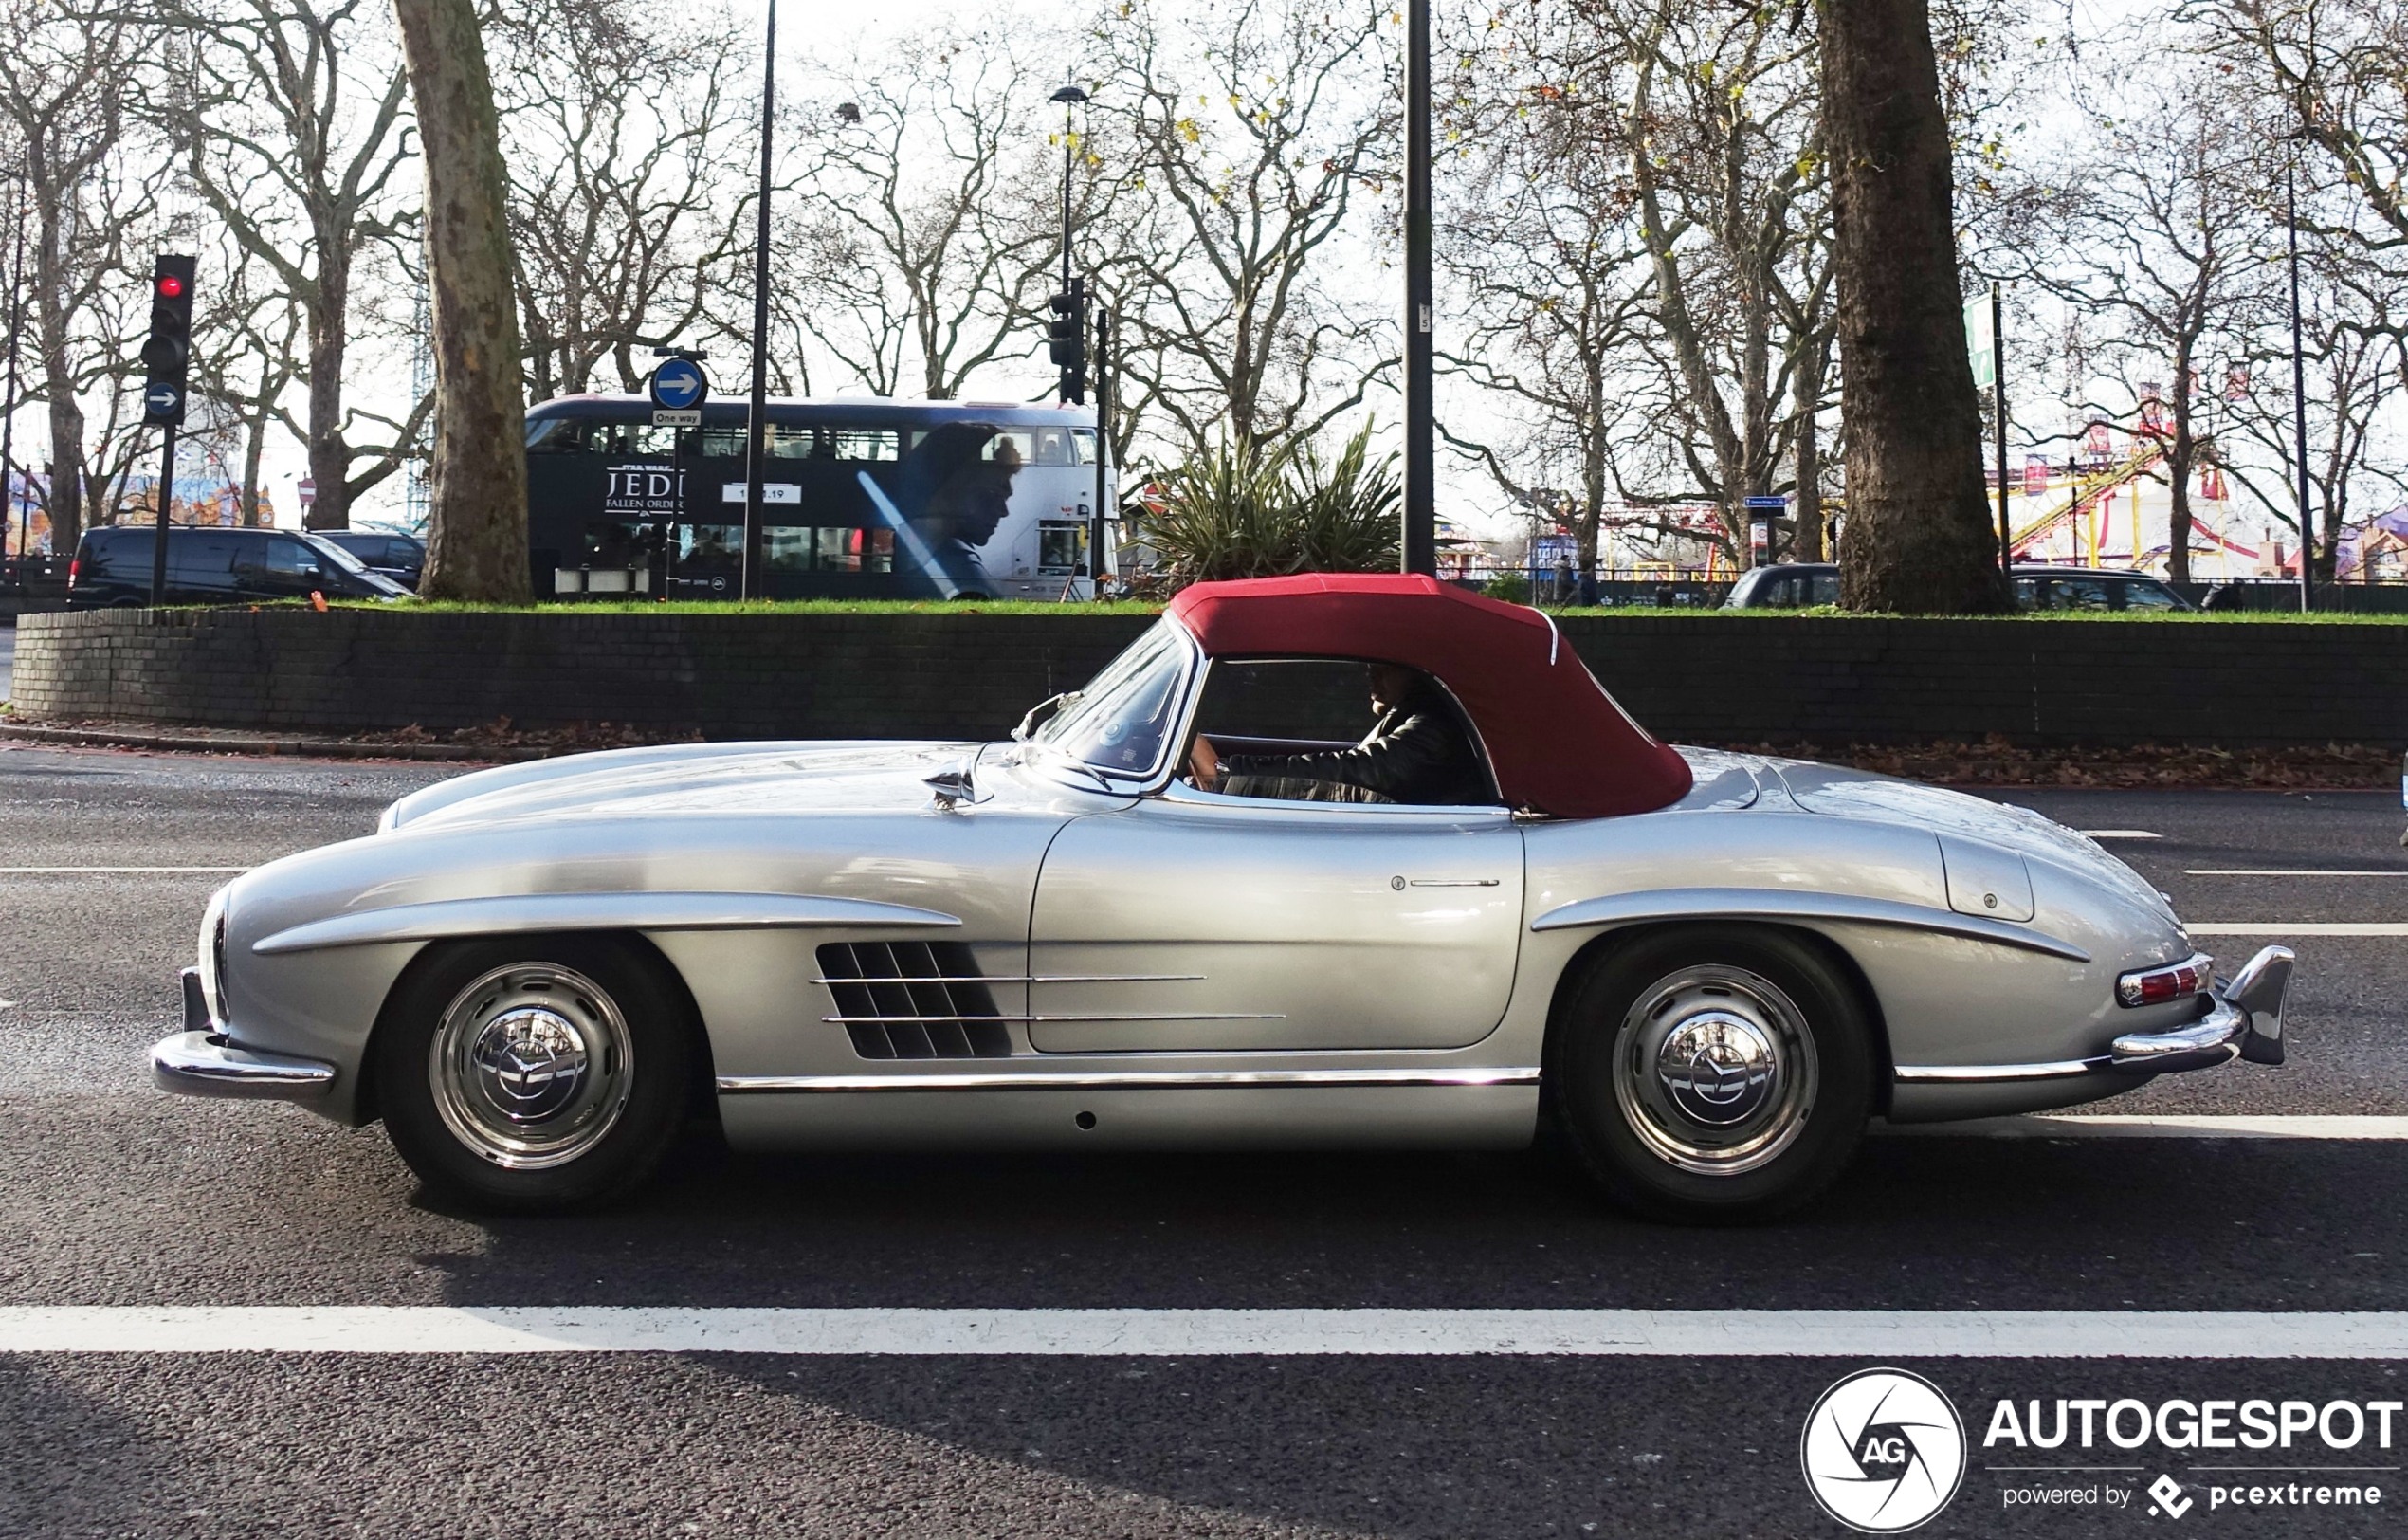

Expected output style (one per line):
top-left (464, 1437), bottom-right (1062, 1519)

top-left (66, 525), bottom-right (412, 607)
top-left (1724, 561), bottom-right (2197, 612)
top-left (318, 529), bottom-right (425, 590)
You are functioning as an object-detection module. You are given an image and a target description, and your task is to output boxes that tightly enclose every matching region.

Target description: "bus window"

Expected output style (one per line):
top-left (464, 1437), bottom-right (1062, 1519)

top-left (763, 526), bottom-right (812, 573)
top-left (1037, 522), bottom-right (1086, 576)
top-left (688, 427), bottom-right (749, 459)
top-left (762, 525), bottom-right (897, 574)
top-left (827, 429), bottom-right (900, 461)
top-left (767, 425), bottom-right (822, 459)
top-left (527, 418), bottom-right (581, 453)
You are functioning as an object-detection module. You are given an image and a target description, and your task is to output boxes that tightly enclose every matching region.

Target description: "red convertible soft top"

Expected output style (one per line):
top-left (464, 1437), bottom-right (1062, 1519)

top-left (1164, 573), bottom-right (1694, 818)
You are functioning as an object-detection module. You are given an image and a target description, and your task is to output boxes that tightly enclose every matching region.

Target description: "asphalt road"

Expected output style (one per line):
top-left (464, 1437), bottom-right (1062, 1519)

top-left (3, 745), bottom-right (2405, 1539)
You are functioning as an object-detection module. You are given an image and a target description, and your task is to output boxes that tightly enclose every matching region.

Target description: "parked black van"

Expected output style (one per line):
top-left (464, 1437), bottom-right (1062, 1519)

top-left (318, 529), bottom-right (426, 590)
top-left (67, 525), bottom-right (412, 607)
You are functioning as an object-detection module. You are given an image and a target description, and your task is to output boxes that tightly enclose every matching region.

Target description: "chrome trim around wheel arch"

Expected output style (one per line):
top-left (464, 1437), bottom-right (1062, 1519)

top-left (1530, 887), bottom-right (2090, 962)
top-left (252, 891), bottom-right (961, 954)
top-left (151, 1029), bottom-right (337, 1100)
top-left (716, 1066), bottom-right (1542, 1094)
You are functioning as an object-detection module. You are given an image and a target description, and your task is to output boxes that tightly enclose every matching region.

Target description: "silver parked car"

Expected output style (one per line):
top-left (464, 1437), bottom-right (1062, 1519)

top-left (155, 574), bottom-right (2291, 1221)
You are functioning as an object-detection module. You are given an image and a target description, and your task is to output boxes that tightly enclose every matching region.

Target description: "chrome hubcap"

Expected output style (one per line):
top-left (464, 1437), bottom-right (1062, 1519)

top-left (430, 963), bottom-right (631, 1169)
top-left (1612, 964), bottom-right (1816, 1175)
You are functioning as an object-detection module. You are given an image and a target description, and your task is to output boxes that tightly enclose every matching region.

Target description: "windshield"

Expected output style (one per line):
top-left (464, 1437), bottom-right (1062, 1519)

top-left (1032, 619), bottom-right (1195, 782)
top-left (300, 533), bottom-right (372, 576)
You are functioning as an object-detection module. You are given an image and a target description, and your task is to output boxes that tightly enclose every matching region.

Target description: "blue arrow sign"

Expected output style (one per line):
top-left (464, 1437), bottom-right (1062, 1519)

top-left (143, 382), bottom-right (183, 420)
top-left (649, 357), bottom-right (708, 411)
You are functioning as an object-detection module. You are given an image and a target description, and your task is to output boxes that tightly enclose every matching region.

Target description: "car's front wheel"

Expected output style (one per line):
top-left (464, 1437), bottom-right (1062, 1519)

top-left (1545, 926), bottom-right (1872, 1223)
top-left (373, 937), bottom-right (693, 1212)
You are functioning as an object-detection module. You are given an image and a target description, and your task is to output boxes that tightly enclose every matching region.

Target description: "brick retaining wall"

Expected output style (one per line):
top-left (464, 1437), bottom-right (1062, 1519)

top-left (10, 607), bottom-right (2406, 748)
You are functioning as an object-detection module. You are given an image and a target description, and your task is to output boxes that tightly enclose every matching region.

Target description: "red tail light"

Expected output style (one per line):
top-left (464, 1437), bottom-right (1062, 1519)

top-left (67, 557), bottom-right (81, 585)
top-left (2117, 952), bottom-right (2214, 1008)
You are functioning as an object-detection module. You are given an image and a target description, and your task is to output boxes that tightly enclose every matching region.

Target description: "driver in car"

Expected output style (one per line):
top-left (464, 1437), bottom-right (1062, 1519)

top-left (1190, 663), bottom-right (1489, 806)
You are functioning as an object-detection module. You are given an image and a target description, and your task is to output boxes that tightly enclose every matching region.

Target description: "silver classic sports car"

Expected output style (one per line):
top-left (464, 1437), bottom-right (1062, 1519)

top-left (153, 575), bottom-right (2294, 1221)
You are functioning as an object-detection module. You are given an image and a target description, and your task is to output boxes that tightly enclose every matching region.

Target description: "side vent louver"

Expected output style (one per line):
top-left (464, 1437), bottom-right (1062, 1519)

top-left (816, 941), bottom-right (1012, 1060)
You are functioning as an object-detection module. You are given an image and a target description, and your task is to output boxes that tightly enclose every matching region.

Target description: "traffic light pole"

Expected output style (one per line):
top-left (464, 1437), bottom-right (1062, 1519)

top-left (1092, 307), bottom-right (1110, 596)
top-left (1401, 0), bottom-right (1435, 578)
top-left (150, 424), bottom-right (175, 605)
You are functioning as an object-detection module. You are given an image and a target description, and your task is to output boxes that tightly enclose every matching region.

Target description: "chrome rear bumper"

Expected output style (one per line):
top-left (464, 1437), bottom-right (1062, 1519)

top-left (151, 967), bottom-right (337, 1101)
top-left (1896, 944), bottom-right (2294, 1085)
top-left (2108, 944), bottom-right (2292, 1072)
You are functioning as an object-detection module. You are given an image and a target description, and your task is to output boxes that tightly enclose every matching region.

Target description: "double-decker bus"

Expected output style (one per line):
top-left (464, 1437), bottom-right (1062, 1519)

top-left (523, 395), bottom-right (1111, 600)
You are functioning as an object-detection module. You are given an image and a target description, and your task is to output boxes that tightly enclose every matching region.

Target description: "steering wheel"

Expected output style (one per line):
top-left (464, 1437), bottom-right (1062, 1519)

top-left (1186, 733), bottom-right (1222, 790)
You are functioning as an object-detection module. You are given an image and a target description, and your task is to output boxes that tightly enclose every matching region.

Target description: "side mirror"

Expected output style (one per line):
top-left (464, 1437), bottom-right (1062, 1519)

top-left (1012, 690), bottom-right (1080, 742)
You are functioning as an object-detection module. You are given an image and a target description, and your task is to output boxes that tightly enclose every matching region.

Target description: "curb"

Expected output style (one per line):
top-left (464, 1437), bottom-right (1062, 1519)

top-left (0, 721), bottom-right (535, 763)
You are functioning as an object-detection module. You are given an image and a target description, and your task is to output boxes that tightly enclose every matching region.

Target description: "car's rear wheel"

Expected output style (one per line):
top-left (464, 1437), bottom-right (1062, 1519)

top-left (1545, 926), bottom-right (1871, 1223)
top-left (373, 937), bottom-right (692, 1212)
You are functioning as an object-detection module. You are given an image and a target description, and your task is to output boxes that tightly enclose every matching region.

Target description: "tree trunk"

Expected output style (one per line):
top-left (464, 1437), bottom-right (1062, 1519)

top-left (1794, 330), bottom-right (1827, 562)
top-left (394, 0), bottom-right (529, 602)
top-left (1820, 0), bottom-right (2007, 613)
top-left (301, 266), bottom-right (351, 530)
top-left (34, 211), bottom-right (86, 551)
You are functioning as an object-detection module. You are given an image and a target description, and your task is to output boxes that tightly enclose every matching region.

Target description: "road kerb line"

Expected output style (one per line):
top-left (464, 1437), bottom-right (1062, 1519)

top-left (5, 1307), bottom-right (2408, 1358)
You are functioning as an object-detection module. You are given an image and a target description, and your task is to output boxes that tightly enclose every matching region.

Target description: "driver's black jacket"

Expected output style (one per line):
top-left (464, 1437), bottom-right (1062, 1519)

top-left (1219, 685), bottom-right (1490, 806)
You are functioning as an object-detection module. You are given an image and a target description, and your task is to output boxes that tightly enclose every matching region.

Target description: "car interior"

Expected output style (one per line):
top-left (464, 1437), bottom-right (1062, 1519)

top-left (1177, 656), bottom-right (1504, 806)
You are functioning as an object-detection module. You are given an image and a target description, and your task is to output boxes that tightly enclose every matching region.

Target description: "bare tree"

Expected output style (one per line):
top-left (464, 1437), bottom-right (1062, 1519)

top-left (783, 27), bottom-right (1061, 402)
top-left (1092, 0), bottom-right (1398, 451)
top-left (157, 0), bottom-right (417, 529)
top-left (1999, 57), bottom-right (2274, 583)
top-left (394, 0), bottom-right (527, 599)
top-left (1822, 0), bottom-right (2006, 612)
top-left (492, 0), bottom-right (757, 399)
top-left (0, 0), bottom-right (160, 552)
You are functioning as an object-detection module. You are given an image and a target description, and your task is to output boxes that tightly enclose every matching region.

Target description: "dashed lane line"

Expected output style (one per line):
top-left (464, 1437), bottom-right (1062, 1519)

top-left (0, 866), bottom-right (248, 874)
top-left (4, 1307), bottom-right (2407, 1357)
top-left (2187, 870), bottom-right (2408, 877)
top-left (1878, 1115), bottom-right (2408, 1140)
top-left (2080, 830), bottom-right (2162, 840)
top-left (2188, 923), bottom-right (2408, 936)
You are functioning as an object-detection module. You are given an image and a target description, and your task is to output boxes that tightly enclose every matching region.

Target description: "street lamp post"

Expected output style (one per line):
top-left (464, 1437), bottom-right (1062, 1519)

top-left (1401, 0), bottom-right (1435, 577)
top-left (2284, 141), bottom-right (2314, 614)
top-left (0, 186), bottom-right (25, 574)
top-left (739, 0), bottom-right (777, 602)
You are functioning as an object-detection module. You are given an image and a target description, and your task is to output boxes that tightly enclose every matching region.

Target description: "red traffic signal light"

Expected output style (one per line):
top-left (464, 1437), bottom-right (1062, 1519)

top-left (156, 273), bottom-right (185, 300)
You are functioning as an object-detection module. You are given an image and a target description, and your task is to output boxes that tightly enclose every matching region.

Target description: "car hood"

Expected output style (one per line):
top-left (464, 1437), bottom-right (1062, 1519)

top-left (383, 740), bottom-right (985, 834)
top-left (1768, 757), bottom-right (2176, 923)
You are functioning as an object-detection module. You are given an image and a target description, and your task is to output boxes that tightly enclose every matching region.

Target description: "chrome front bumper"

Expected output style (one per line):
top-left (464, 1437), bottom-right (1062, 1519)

top-left (1896, 944), bottom-right (2294, 1086)
top-left (151, 967), bottom-right (337, 1101)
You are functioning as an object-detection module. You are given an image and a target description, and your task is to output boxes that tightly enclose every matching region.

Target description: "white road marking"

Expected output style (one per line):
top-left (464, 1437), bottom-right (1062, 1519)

top-left (1879, 1114), bottom-right (2408, 1140)
top-left (2188, 923), bottom-right (2408, 936)
top-left (2081, 830), bottom-right (2161, 840)
top-left (5, 1307), bottom-right (2408, 1358)
top-left (2187, 870), bottom-right (2408, 878)
top-left (0, 866), bottom-right (248, 874)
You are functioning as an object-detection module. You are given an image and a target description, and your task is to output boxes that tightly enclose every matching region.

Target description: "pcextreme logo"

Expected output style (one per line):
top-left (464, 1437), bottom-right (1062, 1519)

top-left (1800, 1367), bottom-right (1969, 1533)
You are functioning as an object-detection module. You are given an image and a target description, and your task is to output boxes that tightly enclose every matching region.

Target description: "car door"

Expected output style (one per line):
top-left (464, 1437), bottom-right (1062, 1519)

top-left (1027, 791), bottom-right (1525, 1053)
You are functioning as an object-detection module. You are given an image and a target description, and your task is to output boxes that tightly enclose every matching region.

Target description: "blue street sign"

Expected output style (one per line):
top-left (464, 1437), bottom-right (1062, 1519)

top-left (143, 382), bottom-right (183, 421)
top-left (649, 357), bottom-right (708, 411)
top-left (1744, 495), bottom-right (1787, 512)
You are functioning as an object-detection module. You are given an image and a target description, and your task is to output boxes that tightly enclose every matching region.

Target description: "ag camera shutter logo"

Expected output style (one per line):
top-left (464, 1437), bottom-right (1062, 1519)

top-left (1800, 1367), bottom-right (1968, 1532)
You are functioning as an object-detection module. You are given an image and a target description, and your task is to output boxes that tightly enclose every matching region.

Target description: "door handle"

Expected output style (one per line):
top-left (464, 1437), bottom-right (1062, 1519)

top-left (1403, 878), bottom-right (1502, 889)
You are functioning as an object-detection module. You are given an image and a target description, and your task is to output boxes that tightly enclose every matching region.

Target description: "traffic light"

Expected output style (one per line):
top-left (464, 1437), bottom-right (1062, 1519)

top-left (140, 255), bottom-right (196, 427)
top-left (1048, 277), bottom-right (1086, 406)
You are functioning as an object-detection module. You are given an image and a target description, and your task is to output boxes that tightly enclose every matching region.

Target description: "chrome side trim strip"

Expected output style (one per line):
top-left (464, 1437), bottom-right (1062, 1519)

top-left (1894, 1058), bottom-right (2105, 1084)
top-left (254, 892), bottom-right (960, 954)
top-left (717, 1066), bottom-right (1542, 1094)
top-left (820, 1012), bottom-right (1287, 1025)
top-left (809, 975), bottom-right (1207, 986)
top-left (1531, 887), bottom-right (2091, 962)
